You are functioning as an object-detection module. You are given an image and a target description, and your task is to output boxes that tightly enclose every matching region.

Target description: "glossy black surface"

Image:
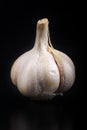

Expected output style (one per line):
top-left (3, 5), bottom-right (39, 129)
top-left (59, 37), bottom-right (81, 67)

top-left (0, 96), bottom-right (85, 130)
top-left (0, 2), bottom-right (85, 130)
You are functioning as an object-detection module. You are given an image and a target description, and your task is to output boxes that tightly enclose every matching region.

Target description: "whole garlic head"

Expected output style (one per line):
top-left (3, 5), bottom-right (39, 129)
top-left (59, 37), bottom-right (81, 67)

top-left (11, 18), bottom-right (75, 99)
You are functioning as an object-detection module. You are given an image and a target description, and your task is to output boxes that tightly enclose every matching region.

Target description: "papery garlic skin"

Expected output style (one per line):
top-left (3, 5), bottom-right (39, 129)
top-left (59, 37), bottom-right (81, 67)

top-left (11, 18), bottom-right (75, 99)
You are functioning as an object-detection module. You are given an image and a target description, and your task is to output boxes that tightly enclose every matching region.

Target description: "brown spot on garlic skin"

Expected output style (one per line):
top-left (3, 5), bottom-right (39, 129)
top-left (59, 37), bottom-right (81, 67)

top-left (10, 18), bottom-right (75, 99)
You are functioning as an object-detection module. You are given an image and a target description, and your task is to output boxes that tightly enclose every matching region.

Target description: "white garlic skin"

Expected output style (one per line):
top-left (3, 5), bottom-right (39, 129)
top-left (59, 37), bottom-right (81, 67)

top-left (11, 18), bottom-right (75, 99)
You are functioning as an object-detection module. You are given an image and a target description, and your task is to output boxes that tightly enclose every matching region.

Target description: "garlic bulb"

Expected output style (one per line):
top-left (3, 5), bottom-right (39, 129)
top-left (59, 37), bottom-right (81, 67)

top-left (11, 18), bottom-right (75, 99)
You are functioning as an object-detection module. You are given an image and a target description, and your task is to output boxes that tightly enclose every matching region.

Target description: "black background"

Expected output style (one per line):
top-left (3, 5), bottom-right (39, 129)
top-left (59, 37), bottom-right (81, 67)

top-left (0, 1), bottom-right (86, 130)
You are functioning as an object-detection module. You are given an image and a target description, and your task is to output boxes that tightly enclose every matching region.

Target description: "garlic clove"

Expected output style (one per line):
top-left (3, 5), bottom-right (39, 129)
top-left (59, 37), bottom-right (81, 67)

top-left (48, 46), bottom-right (75, 92)
top-left (11, 50), bottom-right (33, 86)
top-left (11, 49), bottom-right (60, 97)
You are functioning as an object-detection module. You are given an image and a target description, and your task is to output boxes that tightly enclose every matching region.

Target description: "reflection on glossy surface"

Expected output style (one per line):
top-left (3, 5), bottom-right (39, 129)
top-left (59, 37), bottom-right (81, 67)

top-left (8, 103), bottom-right (73, 130)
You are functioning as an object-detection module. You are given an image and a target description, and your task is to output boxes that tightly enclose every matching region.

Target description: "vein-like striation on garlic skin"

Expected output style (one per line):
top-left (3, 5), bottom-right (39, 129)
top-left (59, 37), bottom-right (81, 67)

top-left (11, 18), bottom-right (75, 99)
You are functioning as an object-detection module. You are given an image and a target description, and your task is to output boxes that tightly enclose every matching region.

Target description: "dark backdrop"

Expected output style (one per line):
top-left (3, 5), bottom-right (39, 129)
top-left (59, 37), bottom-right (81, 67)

top-left (0, 1), bottom-right (86, 130)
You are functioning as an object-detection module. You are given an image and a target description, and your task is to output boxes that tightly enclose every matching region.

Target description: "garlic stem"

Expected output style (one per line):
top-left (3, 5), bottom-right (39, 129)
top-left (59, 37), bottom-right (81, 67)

top-left (34, 18), bottom-right (49, 50)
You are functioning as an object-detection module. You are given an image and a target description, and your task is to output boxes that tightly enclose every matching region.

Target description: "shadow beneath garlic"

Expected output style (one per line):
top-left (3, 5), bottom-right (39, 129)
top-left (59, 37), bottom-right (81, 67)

top-left (8, 103), bottom-right (73, 130)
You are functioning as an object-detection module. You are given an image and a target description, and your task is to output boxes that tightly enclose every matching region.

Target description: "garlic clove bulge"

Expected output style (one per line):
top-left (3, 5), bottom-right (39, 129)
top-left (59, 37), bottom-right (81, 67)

top-left (48, 45), bottom-right (75, 93)
top-left (11, 18), bottom-right (75, 99)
